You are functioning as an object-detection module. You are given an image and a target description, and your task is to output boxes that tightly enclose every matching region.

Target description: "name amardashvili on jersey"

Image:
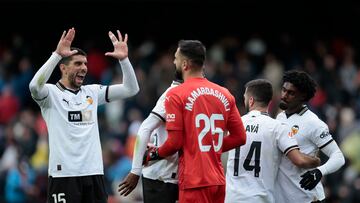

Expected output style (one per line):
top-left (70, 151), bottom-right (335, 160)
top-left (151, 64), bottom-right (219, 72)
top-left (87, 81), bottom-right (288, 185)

top-left (185, 87), bottom-right (230, 111)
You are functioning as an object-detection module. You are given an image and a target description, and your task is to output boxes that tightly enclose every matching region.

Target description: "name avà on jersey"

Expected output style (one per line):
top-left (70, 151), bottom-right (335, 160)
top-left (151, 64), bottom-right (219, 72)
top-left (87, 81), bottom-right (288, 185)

top-left (245, 124), bottom-right (259, 133)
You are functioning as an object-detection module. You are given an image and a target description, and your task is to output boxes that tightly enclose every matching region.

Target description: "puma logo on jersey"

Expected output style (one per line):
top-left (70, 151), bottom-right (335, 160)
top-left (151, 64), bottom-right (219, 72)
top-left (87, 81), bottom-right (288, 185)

top-left (246, 124), bottom-right (259, 133)
top-left (62, 98), bottom-right (70, 105)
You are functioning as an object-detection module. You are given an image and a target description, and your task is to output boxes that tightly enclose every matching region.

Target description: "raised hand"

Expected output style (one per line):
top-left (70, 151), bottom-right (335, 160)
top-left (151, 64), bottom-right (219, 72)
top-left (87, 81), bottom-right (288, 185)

top-left (55, 28), bottom-right (78, 57)
top-left (118, 173), bottom-right (140, 196)
top-left (105, 30), bottom-right (128, 60)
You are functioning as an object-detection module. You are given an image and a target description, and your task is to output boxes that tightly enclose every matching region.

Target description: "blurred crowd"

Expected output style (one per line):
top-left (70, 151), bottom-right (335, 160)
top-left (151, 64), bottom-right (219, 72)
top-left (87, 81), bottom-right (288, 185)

top-left (1, 32), bottom-right (360, 203)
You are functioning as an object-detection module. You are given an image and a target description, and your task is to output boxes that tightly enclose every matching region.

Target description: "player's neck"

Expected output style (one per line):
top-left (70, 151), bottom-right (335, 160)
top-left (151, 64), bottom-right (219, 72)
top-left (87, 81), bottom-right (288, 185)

top-left (250, 105), bottom-right (268, 114)
top-left (59, 79), bottom-right (80, 91)
top-left (183, 72), bottom-right (204, 81)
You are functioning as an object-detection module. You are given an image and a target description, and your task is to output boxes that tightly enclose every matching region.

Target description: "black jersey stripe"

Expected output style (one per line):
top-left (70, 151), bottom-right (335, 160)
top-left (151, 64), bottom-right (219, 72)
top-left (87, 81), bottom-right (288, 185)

top-left (319, 139), bottom-right (334, 149)
top-left (151, 111), bottom-right (166, 122)
top-left (283, 145), bottom-right (299, 155)
top-left (105, 86), bottom-right (110, 102)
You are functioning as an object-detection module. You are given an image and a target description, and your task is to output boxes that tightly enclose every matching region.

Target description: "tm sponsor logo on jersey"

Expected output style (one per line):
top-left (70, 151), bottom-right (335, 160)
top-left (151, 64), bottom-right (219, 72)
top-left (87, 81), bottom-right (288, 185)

top-left (185, 87), bottom-right (230, 111)
top-left (68, 110), bottom-right (93, 122)
top-left (166, 113), bottom-right (176, 122)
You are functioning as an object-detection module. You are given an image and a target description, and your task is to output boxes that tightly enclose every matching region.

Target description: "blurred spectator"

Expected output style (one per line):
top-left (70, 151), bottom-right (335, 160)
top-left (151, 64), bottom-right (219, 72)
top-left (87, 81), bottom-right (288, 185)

top-left (0, 86), bottom-right (20, 125)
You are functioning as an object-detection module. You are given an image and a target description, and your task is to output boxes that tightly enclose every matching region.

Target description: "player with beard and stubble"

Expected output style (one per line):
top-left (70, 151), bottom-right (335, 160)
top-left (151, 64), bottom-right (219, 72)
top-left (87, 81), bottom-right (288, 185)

top-left (29, 28), bottom-right (139, 203)
top-left (275, 70), bottom-right (345, 203)
top-left (143, 40), bottom-right (247, 203)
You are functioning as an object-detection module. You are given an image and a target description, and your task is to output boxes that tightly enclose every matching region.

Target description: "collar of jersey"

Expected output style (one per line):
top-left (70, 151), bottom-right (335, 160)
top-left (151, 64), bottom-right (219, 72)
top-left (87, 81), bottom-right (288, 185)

top-left (184, 77), bottom-right (206, 83)
top-left (56, 81), bottom-right (81, 95)
top-left (247, 110), bottom-right (269, 117)
top-left (172, 80), bottom-right (182, 86)
top-left (285, 105), bottom-right (308, 118)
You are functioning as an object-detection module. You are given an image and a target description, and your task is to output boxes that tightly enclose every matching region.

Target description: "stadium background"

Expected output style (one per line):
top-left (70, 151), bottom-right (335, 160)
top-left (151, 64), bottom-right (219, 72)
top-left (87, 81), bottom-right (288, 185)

top-left (0, 1), bottom-right (360, 202)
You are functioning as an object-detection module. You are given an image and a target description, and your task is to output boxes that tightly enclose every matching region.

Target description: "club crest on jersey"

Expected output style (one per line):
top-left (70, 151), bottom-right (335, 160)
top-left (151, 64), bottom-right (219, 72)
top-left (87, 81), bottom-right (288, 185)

top-left (86, 96), bottom-right (93, 105)
top-left (288, 125), bottom-right (299, 137)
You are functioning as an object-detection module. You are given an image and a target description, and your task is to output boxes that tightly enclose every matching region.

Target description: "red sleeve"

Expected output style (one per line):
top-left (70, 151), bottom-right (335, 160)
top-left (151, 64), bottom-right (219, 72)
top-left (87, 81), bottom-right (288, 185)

top-left (158, 130), bottom-right (183, 157)
top-left (165, 89), bottom-right (183, 131)
top-left (223, 99), bottom-right (246, 152)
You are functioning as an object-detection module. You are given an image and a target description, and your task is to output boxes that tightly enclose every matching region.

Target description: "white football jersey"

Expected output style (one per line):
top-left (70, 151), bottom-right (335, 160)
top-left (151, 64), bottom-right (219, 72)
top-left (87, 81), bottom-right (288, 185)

top-left (142, 81), bottom-right (180, 184)
top-left (225, 110), bottom-right (298, 203)
top-left (33, 82), bottom-right (108, 177)
top-left (275, 106), bottom-right (333, 202)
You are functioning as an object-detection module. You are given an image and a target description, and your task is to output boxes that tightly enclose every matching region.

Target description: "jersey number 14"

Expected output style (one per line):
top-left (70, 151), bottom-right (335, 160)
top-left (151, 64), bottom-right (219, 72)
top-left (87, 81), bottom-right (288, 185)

top-left (234, 141), bottom-right (262, 177)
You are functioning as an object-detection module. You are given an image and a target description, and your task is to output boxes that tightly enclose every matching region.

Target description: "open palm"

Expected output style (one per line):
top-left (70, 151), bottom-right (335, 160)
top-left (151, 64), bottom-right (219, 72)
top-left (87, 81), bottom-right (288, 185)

top-left (105, 30), bottom-right (128, 60)
top-left (55, 28), bottom-right (78, 57)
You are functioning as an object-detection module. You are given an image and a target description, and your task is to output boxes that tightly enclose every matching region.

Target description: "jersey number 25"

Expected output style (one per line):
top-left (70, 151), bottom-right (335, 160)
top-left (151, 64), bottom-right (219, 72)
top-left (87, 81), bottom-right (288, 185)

top-left (196, 113), bottom-right (224, 152)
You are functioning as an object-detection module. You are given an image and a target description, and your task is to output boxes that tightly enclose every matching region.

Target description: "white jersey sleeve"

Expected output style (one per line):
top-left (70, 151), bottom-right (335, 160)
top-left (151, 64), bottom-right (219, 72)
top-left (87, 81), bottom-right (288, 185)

top-left (276, 122), bottom-right (299, 155)
top-left (308, 120), bottom-right (334, 149)
top-left (87, 84), bottom-right (109, 106)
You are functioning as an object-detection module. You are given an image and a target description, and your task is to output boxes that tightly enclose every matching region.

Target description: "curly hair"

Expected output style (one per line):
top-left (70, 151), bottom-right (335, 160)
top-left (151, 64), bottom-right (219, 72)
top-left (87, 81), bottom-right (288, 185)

top-left (283, 70), bottom-right (317, 102)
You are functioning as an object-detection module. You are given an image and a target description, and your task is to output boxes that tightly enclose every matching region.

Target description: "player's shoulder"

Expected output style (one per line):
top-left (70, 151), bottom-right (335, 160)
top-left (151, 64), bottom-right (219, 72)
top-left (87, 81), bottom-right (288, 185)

top-left (302, 109), bottom-right (327, 128)
top-left (158, 82), bottom-right (181, 102)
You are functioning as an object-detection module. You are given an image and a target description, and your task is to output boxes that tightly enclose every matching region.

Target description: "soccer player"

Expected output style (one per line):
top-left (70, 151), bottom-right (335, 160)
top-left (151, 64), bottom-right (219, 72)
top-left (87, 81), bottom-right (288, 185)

top-left (28, 28), bottom-right (139, 203)
top-left (144, 40), bottom-right (247, 203)
top-left (275, 70), bottom-right (345, 203)
top-left (225, 79), bottom-right (321, 203)
top-left (118, 75), bottom-right (182, 202)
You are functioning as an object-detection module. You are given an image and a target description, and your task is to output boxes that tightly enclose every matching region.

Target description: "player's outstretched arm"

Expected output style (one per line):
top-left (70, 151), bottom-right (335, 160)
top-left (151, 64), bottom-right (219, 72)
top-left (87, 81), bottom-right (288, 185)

top-left (105, 30), bottom-right (139, 101)
top-left (286, 149), bottom-right (321, 169)
top-left (118, 114), bottom-right (162, 196)
top-left (29, 28), bottom-right (77, 99)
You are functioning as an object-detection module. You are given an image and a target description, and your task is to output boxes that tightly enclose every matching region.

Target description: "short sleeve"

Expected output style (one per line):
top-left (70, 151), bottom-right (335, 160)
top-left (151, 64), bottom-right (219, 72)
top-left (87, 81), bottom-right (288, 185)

top-left (276, 122), bottom-right (299, 155)
top-left (90, 85), bottom-right (108, 106)
top-left (165, 89), bottom-right (183, 131)
top-left (151, 90), bottom-right (167, 122)
top-left (308, 121), bottom-right (333, 149)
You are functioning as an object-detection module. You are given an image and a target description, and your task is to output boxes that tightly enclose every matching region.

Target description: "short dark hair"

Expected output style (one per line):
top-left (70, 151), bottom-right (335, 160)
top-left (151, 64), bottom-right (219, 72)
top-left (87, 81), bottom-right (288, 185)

top-left (283, 70), bottom-right (317, 102)
top-left (178, 40), bottom-right (206, 67)
top-left (245, 79), bottom-right (273, 107)
top-left (58, 47), bottom-right (87, 66)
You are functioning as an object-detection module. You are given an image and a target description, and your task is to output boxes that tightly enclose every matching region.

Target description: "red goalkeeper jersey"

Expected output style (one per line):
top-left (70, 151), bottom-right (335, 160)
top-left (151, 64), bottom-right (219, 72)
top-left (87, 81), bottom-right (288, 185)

top-left (164, 77), bottom-right (246, 189)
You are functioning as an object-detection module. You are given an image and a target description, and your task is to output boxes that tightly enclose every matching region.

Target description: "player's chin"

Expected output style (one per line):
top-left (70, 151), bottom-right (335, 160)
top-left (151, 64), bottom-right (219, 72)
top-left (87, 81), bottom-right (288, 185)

top-left (279, 101), bottom-right (288, 110)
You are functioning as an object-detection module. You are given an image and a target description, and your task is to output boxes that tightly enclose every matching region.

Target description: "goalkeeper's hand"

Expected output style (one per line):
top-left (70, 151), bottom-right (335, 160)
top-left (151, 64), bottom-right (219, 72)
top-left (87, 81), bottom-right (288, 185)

top-left (299, 169), bottom-right (322, 190)
top-left (143, 146), bottom-right (162, 166)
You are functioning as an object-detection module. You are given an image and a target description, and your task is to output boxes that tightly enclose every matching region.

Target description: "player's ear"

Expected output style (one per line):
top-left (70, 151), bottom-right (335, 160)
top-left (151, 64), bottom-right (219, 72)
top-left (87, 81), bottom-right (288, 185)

top-left (182, 59), bottom-right (190, 71)
top-left (59, 64), bottom-right (67, 75)
top-left (249, 96), bottom-right (254, 107)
